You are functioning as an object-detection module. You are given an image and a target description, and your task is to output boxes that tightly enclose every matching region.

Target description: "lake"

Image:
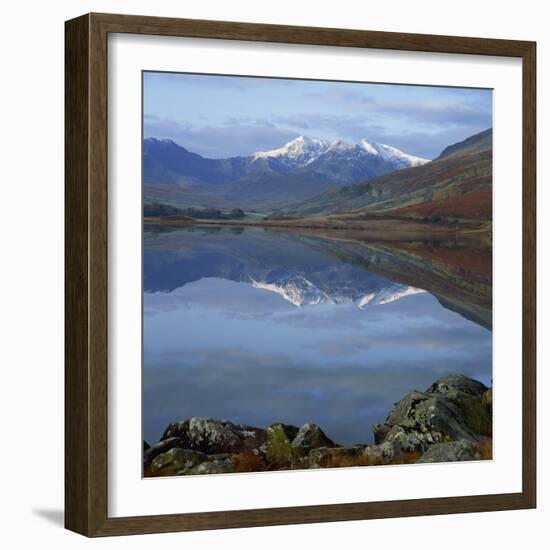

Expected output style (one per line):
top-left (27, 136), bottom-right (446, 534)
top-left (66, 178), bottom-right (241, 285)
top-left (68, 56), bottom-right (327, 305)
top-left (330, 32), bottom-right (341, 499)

top-left (143, 225), bottom-right (492, 446)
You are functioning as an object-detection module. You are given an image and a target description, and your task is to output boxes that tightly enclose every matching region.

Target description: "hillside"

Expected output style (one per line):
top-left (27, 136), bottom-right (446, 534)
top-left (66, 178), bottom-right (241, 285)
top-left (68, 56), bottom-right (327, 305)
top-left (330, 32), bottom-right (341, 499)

top-left (292, 129), bottom-right (492, 222)
top-left (143, 135), bottom-right (428, 210)
top-left (436, 128), bottom-right (492, 160)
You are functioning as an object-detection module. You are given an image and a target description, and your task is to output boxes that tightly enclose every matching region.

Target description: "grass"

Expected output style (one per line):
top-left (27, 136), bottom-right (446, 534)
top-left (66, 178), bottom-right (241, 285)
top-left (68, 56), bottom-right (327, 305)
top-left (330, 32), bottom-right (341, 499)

top-left (476, 439), bottom-right (493, 461)
top-left (308, 450), bottom-right (421, 469)
top-left (321, 453), bottom-right (383, 468)
top-left (231, 449), bottom-right (267, 473)
top-left (145, 443), bottom-right (486, 477)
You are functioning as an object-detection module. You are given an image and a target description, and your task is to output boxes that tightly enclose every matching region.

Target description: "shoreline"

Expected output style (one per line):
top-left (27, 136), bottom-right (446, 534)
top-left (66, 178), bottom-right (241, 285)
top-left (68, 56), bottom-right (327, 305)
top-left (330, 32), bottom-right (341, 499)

top-left (143, 374), bottom-right (493, 477)
top-left (143, 215), bottom-right (491, 242)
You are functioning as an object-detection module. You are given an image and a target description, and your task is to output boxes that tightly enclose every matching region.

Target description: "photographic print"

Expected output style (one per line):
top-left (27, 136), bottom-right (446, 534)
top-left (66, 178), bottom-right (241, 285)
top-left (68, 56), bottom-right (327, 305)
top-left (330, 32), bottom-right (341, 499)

top-left (142, 72), bottom-right (493, 477)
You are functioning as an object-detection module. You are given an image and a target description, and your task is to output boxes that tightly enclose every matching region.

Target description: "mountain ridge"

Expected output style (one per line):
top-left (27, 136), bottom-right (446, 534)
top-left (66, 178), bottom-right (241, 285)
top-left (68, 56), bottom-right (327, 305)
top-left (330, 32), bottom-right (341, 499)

top-left (289, 128), bottom-right (492, 221)
top-left (144, 135), bottom-right (428, 189)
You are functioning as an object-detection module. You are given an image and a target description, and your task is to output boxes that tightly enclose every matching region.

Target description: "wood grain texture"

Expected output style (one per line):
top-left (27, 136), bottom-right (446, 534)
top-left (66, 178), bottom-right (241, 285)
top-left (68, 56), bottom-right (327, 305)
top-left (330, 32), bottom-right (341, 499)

top-left (521, 42), bottom-right (537, 508)
top-left (65, 14), bottom-right (91, 535)
top-left (65, 12), bottom-right (537, 537)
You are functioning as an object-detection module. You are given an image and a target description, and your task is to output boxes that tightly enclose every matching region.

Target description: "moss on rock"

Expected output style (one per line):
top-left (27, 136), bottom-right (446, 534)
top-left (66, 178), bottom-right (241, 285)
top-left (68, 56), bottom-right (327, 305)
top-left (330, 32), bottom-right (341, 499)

top-left (266, 423), bottom-right (299, 468)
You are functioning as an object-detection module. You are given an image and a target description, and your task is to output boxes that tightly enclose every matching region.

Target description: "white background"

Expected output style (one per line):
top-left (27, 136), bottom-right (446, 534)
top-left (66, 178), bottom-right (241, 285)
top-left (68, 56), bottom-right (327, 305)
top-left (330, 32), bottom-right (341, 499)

top-left (109, 34), bottom-right (523, 517)
top-left (0, 0), bottom-right (547, 548)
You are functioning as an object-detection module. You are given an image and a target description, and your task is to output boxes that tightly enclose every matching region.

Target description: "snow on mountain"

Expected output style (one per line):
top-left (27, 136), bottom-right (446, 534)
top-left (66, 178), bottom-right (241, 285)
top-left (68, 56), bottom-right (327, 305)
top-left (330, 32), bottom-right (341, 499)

top-left (250, 274), bottom-right (425, 308)
top-left (144, 134), bottom-right (430, 190)
top-left (358, 286), bottom-right (426, 309)
top-left (252, 136), bottom-right (331, 167)
top-left (358, 139), bottom-right (429, 169)
top-left (249, 275), bottom-right (331, 307)
top-left (358, 139), bottom-right (379, 156)
top-left (253, 135), bottom-right (429, 171)
top-left (326, 140), bottom-right (355, 153)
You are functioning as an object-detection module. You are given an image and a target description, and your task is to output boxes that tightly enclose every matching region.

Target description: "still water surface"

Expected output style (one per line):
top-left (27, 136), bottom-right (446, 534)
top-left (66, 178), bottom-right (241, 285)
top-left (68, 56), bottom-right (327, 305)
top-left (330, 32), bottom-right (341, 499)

top-left (143, 226), bottom-right (492, 446)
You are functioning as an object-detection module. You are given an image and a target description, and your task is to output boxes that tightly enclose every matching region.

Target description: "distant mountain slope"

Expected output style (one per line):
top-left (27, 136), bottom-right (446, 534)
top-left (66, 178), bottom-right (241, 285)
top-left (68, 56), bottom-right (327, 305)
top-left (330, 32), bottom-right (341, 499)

top-left (144, 135), bottom-right (428, 188)
top-left (435, 128), bottom-right (492, 160)
top-left (144, 138), bottom-right (250, 185)
top-left (293, 129), bottom-right (492, 221)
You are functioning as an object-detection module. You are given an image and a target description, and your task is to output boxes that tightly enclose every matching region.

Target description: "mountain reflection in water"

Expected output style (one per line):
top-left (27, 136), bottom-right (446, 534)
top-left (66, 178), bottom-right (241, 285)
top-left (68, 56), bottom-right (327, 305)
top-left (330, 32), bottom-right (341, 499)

top-left (143, 225), bottom-right (492, 446)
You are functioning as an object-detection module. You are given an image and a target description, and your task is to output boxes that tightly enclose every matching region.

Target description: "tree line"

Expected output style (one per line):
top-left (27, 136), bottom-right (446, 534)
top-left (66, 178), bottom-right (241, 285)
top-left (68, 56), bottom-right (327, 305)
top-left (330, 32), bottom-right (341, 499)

top-left (144, 201), bottom-right (245, 220)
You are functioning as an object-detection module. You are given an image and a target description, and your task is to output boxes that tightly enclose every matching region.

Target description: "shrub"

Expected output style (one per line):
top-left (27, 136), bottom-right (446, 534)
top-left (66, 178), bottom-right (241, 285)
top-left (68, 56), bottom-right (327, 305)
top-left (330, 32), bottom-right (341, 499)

top-left (476, 439), bottom-right (493, 460)
top-left (231, 449), bottom-right (266, 473)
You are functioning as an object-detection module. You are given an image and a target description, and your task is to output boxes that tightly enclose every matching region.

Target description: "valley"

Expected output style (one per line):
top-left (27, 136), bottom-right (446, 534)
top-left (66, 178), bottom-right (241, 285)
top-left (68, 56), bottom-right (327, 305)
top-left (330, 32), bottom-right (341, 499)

top-left (144, 129), bottom-right (493, 233)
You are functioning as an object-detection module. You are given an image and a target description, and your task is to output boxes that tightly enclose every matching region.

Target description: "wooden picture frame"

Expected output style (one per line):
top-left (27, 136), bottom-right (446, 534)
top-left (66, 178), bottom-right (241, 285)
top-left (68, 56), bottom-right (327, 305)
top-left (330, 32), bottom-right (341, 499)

top-left (65, 12), bottom-right (536, 537)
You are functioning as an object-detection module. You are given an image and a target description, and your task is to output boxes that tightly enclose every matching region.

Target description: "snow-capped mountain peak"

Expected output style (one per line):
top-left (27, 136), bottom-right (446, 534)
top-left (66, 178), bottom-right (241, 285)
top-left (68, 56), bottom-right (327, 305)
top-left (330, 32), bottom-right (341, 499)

top-left (249, 275), bottom-right (332, 307)
top-left (252, 136), bottom-right (330, 166)
top-left (358, 138), bottom-right (379, 156)
top-left (249, 274), bottom-right (426, 309)
top-left (358, 138), bottom-right (429, 168)
top-left (358, 286), bottom-right (426, 309)
top-left (252, 135), bottom-right (429, 171)
top-left (326, 139), bottom-right (354, 153)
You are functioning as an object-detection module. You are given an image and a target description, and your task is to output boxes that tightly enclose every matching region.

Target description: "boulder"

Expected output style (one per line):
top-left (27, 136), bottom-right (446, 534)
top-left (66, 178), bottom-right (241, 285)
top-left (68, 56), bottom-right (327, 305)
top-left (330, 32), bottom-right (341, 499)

top-left (186, 458), bottom-right (235, 475)
top-left (373, 423), bottom-right (391, 445)
top-left (266, 423), bottom-right (299, 467)
top-left (161, 417), bottom-right (266, 455)
top-left (291, 423), bottom-right (336, 458)
top-left (426, 374), bottom-right (488, 400)
top-left (149, 447), bottom-right (208, 475)
top-left (417, 439), bottom-right (482, 463)
top-left (373, 387), bottom-right (483, 456)
top-left (144, 437), bottom-right (187, 468)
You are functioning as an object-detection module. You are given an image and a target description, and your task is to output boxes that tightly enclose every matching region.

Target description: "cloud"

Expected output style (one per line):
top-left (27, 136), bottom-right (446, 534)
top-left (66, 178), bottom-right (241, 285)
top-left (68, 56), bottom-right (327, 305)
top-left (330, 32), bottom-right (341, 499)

top-left (144, 115), bottom-right (298, 158)
top-left (144, 72), bottom-right (492, 159)
top-left (308, 86), bottom-right (491, 126)
top-left (143, 282), bottom-right (492, 445)
top-left (143, 346), bottom-right (491, 445)
top-left (144, 108), bottom-right (490, 159)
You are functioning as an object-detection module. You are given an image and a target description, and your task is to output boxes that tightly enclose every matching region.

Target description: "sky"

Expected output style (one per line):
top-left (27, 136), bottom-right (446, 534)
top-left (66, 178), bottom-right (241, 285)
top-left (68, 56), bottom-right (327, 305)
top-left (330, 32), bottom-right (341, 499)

top-left (143, 71), bottom-right (493, 161)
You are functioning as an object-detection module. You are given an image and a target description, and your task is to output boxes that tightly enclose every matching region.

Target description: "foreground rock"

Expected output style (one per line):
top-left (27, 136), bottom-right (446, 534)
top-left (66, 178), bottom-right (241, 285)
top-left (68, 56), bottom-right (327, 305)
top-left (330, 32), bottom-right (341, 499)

top-left (161, 417), bottom-right (266, 455)
top-left (265, 423), bottom-right (299, 467)
top-left (145, 374), bottom-right (492, 476)
top-left (144, 437), bottom-right (187, 468)
top-left (149, 448), bottom-right (209, 475)
top-left (370, 374), bottom-right (491, 463)
top-left (417, 439), bottom-right (484, 463)
top-left (265, 422), bottom-right (336, 468)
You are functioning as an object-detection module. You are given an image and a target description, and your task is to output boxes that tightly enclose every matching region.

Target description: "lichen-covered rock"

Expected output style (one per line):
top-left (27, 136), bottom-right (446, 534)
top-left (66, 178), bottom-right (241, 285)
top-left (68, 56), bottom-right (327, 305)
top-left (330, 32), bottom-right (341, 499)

top-left (426, 374), bottom-right (488, 400)
top-left (308, 445), bottom-right (366, 468)
top-left (149, 447), bottom-right (208, 474)
top-left (373, 423), bottom-right (391, 445)
top-left (186, 458), bottom-right (235, 475)
top-left (291, 423), bottom-right (336, 458)
top-left (417, 439), bottom-right (482, 463)
top-left (143, 374), bottom-right (492, 476)
top-left (266, 423), bottom-right (299, 467)
top-left (373, 389), bottom-right (479, 455)
top-left (160, 417), bottom-right (266, 455)
top-left (144, 437), bottom-right (187, 468)
top-left (384, 423), bottom-right (443, 454)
